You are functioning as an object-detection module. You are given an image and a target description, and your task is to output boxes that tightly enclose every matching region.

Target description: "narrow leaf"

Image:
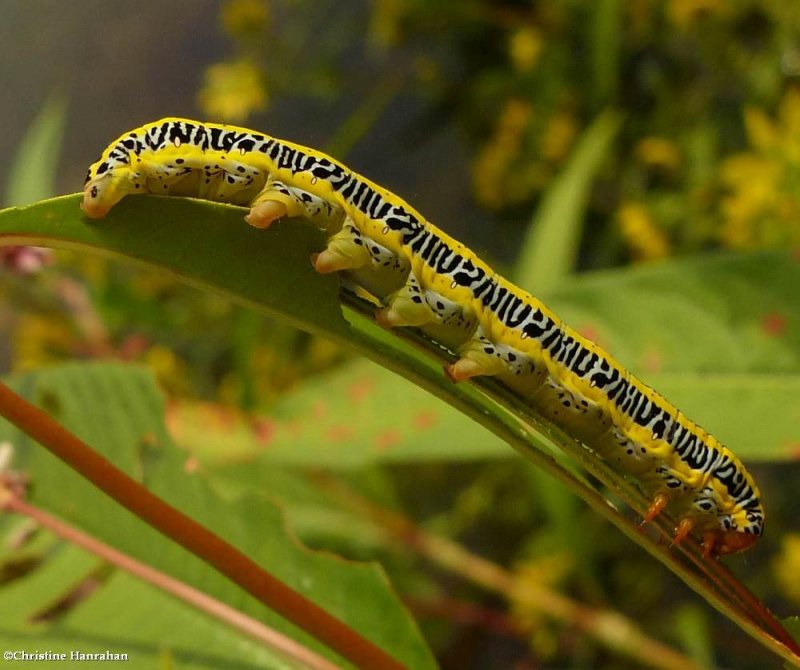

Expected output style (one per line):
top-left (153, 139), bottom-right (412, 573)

top-left (514, 109), bottom-right (622, 293)
top-left (4, 96), bottom-right (67, 206)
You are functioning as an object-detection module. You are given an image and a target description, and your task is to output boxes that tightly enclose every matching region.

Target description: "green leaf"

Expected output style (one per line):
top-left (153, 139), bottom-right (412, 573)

top-left (0, 362), bottom-right (437, 670)
top-left (0, 544), bottom-right (291, 669)
top-left (1, 195), bottom-right (798, 666)
top-left (672, 604), bottom-right (715, 669)
top-left (589, 0), bottom-right (623, 108)
top-left (0, 194), bottom-right (348, 336)
top-left (546, 251), bottom-right (800, 460)
top-left (514, 109), bottom-right (622, 293)
top-left (170, 358), bottom-right (506, 467)
top-left (172, 250), bottom-right (800, 465)
top-left (4, 95), bottom-right (67, 206)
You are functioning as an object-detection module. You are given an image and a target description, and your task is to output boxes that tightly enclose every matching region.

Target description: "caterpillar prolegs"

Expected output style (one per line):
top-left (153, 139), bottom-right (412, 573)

top-left (82, 118), bottom-right (765, 556)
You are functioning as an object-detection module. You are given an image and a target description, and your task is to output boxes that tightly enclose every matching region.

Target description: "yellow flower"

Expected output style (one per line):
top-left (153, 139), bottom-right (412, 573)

top-left (778, 87), bottom-right (800, 164)
top-left (13, 315), bottom-right (74, 371)
top-left (472, 99), bottom-right (532, 209)
top-left (221, 0), bottom-right (269, 39)
top-left (635, 136), bottom-right (681, 173)
top-left (718, 87), bottom-right (800, 250)
top-left (509, 27), bottom-right (543, 73)
top-left (719, 155), bottom-right (781, 248)
top-left (509, 555), bottom-right (572, 658)
top-left (617, 202), bottom-right (670, 261)
top-left (541, 111), bottom-right (577, 164)
top-left (667, 0), bottom-right (730, 29)
top-left (144, 345), bottom-right (192, 396)
top-left (772, 534), bottom-right (800, 604)
top-left (198, 60), bottom-right (267, 123)
top-left (744, 107), bottom-right (778, 154)
top-left (368, 0), bottom-right (406, 49)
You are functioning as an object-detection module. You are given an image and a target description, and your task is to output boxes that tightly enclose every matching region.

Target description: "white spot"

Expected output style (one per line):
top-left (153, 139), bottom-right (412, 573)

top-left (0, 441), bottom-right (14, 473)
top-left (240, 147), bottom-right (246, 155)
top-left (311, 177), bottom-right (318, 185)
top-left (521, 332), bottom-right (528, 340)
top-left (173, 138), bottom-right (181, 148)
top-left (450, 281), bottom-right (457, 289)
top-left (382, 226), bottom-right (390, 235)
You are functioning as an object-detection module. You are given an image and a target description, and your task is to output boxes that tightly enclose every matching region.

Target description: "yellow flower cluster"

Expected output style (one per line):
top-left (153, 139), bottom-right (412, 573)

top-left (221, 0), bottom-right (269, 38)
top-left (472, 99), bottom-right (576, 209)
top-left (12, 315), bottom-right (74, 371)
top-left (144, 344), bottom-right (192, 397)
top-left (667, 0), bottom-right (730, 29)
top-left (368, 0), bottom-right (406, 49)
top-left (541, 111), bottom-right (578, 164)
top-left (616, 202), bottom-right (671, 262)
top-left (719, 87), bottom-right (800, 249)
top-left (772, 533), bottom-right (800, 604)
top-left (635, 136), bottom-right (682, 173)
top-left (472, 99), bottom-right (533, 209)
top-left (198, 60), bottom-right (267, 123)
top-left (508, 27), bottom-right (543, 73)
top-left (509, 555), bottom-right (573, 659)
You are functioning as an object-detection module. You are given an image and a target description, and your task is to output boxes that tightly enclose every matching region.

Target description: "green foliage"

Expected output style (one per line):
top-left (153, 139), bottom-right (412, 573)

top-left (0, 362), bottom-right (436, 670)
top-left (170, 357), bottom-right (506, 467)
top-left (3, 95), bottom-right (66, 207)
top-left (1, 196), bottom-right (799, 668)
top-left (515, 109), bottom-right (622, 292)
top-left (4, 2), bottom-right (800, 667)
top-left (173, 250), bottom-right (800, 467)
top-left (547, 252), bottom-right (800, 460)
top-left (0, 543), bottom-right (297, 669)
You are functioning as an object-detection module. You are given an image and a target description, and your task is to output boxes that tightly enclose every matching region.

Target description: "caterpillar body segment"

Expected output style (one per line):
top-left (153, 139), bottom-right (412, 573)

top-left (83, 118), bottom-right (764, 556)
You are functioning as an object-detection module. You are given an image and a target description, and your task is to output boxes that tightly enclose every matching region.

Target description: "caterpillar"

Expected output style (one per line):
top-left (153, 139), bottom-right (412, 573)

top-left (82, 118), bottom-right (764, 556)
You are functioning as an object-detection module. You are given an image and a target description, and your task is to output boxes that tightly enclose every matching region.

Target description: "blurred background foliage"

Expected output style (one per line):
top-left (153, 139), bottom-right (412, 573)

top-left (2, 0), bottom-right (800, 667)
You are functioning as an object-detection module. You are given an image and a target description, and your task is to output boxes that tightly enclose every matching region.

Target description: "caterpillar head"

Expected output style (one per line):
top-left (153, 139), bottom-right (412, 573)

top-left (81, 162), bottom-right (139, 219)
top-left (703, 528), bottom-right (760, 556)
top-left (702, 510), bottom-right (763, 556)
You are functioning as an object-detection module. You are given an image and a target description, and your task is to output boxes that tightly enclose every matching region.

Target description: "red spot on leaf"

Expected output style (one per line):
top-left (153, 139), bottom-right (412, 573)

top-left (118, 333), bottom-right (149, 360)
top-left (215, 406), bottom-right (238, 430)
top-left (283, 419), bottom-right (303, 437)
top-left (375, 429), bottom-right (401, 451)
top-left (348, 377), bottom-right (375, 403)
top-left (761, 312), bottom-right (787, 337)
top-left (791, 248), bottom-right (800, 262)
top-left (413, 411), bottom-right (438, 430)
top-left (164, 399), bottom-right (178, 432)
top-left (641, 348), bottom-right (663, 374)
top-left (252, 418), bottom-right (276, 446)
top-left (325, 425), bottom-right (354, 442)
top-left (577, 323), bottom-right (604, 347)
top-left (313, 401), bottom-right (328, 419)
top-left (784, 442), bottom-right (800, 460)
top-left (184, 456), bottom-right (199, 474)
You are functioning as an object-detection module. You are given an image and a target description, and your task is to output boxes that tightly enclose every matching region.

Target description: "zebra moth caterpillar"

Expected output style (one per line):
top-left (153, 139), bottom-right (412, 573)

top-left (82, 118), bottom-right (764, 556)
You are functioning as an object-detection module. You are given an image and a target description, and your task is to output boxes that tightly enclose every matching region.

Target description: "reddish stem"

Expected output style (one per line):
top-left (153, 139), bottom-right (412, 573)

top-left (1, 493), bottom-right (343, 670)
top-left (0, 381), bottom-right (406, 670)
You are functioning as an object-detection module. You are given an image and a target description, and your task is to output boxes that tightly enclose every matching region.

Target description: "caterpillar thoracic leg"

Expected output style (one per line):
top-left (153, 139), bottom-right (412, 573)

top-left (376, 273), bottom-right (435, 328)
top-left (673, 518), bottom-right (695, 547)
top-left (82, 118), bottom-right (765, 556)
top-left (314, 220), bottom-right (373, 273)
top-left (644, 492), bottom-right (671, 523)
top-left (246, 199), bottom-right (288, 229)
top-left (246, 178), bottom-right (323, 228)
